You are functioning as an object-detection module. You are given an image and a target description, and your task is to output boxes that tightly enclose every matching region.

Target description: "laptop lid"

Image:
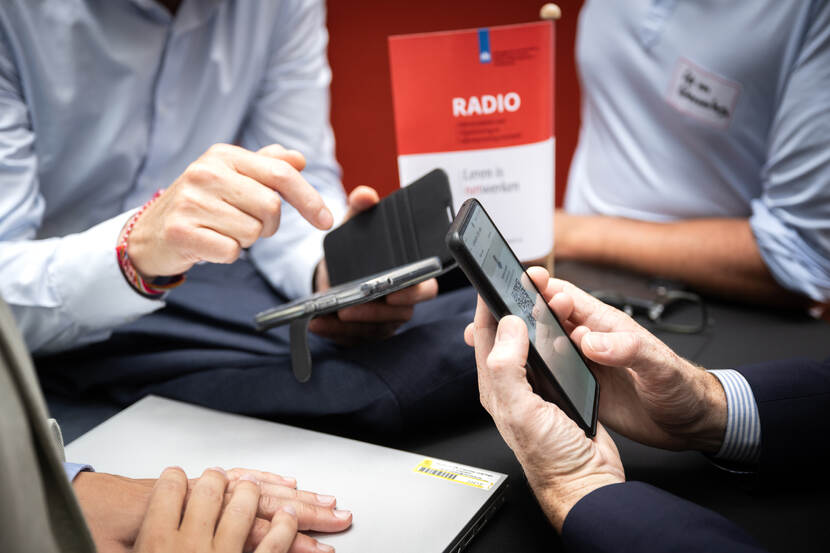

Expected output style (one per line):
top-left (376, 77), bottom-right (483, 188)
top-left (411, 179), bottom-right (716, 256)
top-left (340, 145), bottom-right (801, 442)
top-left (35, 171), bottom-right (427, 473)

top-left (65, 396), bottom-right (507, 552)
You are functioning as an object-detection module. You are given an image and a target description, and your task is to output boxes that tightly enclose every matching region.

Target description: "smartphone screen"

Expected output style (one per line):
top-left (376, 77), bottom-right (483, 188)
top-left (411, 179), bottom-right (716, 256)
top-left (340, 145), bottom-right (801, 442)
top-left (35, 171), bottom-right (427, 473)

top-left (460, 204), bottom-right (597, 429)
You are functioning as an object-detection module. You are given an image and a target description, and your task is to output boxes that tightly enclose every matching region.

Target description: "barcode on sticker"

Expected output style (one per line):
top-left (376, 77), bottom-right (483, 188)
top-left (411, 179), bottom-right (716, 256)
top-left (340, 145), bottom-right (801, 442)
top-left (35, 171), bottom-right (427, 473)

top-left (418, 466), bottom-right (458, 480)
top-left (413, 459), bottom-right (499, 490)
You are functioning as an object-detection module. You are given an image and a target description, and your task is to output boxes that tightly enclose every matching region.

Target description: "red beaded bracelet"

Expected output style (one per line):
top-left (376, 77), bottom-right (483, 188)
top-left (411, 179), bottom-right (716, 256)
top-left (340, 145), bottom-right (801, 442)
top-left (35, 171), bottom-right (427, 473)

top-left (116, 190), bottom-right (185, 298)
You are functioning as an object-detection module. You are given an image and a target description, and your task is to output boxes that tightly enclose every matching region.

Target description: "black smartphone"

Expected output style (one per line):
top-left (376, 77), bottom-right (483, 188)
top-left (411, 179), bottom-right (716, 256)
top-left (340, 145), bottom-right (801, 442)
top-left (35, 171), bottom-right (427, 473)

top-left (323, 169), bottom-right (455, 286)
top-left (446, 199), bottom-right (599, 437)
top-left (254, 257), bottom-right (442, 330)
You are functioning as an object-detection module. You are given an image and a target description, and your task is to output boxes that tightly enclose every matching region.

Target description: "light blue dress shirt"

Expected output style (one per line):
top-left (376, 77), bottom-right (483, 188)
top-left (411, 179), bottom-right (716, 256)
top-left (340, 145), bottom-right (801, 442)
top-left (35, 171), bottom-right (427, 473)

top-left (0, 0), bottom-right (347, 354)
top-left (63, 462), bottom-right (94, 483)
top-left (566, 0), bottom-right (830, 302)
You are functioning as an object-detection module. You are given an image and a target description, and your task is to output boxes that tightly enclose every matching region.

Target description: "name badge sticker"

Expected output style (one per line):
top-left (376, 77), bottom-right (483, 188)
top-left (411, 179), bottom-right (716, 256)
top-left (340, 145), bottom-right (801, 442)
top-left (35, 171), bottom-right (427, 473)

top-left (667, 58), bottom-right (741, 129)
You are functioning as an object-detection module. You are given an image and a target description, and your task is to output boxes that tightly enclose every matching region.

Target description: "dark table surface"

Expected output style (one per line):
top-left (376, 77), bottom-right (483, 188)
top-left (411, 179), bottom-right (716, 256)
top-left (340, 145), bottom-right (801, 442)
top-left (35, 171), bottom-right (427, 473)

top-left (52, 262), bottom-right (830, 553)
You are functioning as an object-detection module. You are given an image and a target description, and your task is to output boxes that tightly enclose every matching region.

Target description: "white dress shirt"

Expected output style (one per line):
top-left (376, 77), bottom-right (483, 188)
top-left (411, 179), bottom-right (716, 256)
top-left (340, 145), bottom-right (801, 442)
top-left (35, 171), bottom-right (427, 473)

top-left (0, 0), bottom-right (347, 353)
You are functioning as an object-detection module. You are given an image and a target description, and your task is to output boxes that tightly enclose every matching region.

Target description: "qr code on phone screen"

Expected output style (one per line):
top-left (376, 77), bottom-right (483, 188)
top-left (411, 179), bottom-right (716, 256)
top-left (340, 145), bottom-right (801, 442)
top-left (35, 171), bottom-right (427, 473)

top-left (511, 279), bottom-right (536, 330)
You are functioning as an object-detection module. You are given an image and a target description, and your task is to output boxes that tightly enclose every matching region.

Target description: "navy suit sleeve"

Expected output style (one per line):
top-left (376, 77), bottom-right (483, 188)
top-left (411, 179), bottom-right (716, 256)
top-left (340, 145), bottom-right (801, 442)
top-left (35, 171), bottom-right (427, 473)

top-left (562, 482), bottom-right (764, 553)
top-left (736, 357), bottom-right (830, 479)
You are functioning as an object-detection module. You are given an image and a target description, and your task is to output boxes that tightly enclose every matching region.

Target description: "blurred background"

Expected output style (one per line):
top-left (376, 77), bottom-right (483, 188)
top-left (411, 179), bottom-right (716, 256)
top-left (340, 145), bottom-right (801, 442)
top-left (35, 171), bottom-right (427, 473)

top-left (327, 0), bottom-right (583, 206)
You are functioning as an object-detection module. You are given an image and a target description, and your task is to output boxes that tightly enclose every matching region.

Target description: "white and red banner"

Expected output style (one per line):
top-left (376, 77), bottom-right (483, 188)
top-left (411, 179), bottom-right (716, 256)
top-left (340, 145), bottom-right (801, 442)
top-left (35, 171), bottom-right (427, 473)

top-left (389, 21), bottom-right (555, 261)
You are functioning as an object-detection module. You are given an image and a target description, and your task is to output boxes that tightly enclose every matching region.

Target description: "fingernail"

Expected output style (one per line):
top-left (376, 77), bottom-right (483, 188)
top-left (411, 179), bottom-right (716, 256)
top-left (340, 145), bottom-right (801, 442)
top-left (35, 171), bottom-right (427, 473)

top-left (240, 473), bottom-right (259, 485)
top-left (208, 466), bottom-right (227, 476)
top-left (317, 207), bottom-right (333, 228)
top-left (281, 476), bottom-right (297, 488)
top-left (333, 509), bottom-right (351, 520)
top-left (281, 505), bottom-right (297, 517)
top-left (316, 543), bottom-right (334, 552)
top-left (316, 493), bottom-right (336, 505)
top-left (585, 333), bottom-right (609, 353)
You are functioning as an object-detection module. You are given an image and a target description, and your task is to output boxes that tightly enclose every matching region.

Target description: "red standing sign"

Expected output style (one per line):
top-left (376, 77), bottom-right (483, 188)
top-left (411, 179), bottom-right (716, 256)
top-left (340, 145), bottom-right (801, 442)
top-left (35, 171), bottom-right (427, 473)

top-left (389, 21), bottom-right (555, 260)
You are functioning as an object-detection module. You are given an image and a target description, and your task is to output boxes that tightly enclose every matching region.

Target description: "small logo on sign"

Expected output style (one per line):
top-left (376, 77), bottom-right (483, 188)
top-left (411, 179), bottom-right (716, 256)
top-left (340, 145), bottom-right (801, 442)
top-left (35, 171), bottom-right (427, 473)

top-left (667, 58), bottom-right (740, 129)
top-left (478, 28), bottom-right (491, 63)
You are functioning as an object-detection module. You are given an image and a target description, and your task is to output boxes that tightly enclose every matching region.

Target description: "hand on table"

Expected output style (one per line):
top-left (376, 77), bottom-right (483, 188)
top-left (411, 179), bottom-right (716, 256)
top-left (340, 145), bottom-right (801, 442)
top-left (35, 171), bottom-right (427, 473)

top-left (125, 143), bottom-right (334, 279)
top-left (309, 185), bottom-right (438, 344)
top-left (533, 267), bottom-right (727, 453)
top-left (134, 467), bottom-right (296, 553)
top-left (73, 467), bottom-right (351, 553)
top-left (464, 292), bottom-right (624, 532)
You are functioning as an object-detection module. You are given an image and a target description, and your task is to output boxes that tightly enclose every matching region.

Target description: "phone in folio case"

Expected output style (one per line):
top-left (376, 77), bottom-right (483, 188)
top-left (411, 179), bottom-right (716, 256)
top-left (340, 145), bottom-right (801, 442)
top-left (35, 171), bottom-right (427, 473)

top-left (323, 169), bottom-right (455, 286)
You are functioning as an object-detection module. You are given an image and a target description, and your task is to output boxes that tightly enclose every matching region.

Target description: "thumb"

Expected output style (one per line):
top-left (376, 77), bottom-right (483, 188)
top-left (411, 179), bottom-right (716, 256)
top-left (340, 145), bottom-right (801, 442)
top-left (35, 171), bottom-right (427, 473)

top-left (486, 316), bottom-right (531, 392)
top-left (581, 330), bottom-right (667, 376)
top-left (343, 185), bottom-right (380, 221)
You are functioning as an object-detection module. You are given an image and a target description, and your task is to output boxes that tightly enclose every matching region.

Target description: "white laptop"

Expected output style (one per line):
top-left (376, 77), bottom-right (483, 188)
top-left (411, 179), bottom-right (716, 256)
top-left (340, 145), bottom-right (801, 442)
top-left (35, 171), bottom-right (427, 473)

top-left (66, 396), bottom-right (508, 552)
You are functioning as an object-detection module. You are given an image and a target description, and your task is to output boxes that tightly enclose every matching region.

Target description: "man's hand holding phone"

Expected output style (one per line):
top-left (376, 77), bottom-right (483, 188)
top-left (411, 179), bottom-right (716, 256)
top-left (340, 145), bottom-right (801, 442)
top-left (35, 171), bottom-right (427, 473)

top-left (541, 274), bottom-right (728, 453)
top-left (464, 265), bottom-right (730, 532)
top-left (464, 275), bottom-right (624, 532)
top-left (309, 186), bottom-right (438, 343)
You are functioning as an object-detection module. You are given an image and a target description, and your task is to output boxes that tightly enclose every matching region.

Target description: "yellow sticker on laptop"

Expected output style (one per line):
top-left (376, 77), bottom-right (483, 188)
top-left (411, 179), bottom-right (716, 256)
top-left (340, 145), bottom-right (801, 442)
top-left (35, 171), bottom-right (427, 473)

top-left (413, 458), bottom-right (498, 490)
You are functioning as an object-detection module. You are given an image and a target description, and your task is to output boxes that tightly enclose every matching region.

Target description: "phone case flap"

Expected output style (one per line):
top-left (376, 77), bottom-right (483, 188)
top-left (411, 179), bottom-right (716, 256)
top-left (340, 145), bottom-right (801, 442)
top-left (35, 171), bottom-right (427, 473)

top-left (323, 169), bottom-right (454, 286)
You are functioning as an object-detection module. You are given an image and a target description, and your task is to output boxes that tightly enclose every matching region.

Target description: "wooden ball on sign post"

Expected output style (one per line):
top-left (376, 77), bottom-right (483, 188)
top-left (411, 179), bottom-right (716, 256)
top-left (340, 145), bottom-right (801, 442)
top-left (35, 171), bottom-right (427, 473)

top-left (539, 3), bottom-right (562, 20)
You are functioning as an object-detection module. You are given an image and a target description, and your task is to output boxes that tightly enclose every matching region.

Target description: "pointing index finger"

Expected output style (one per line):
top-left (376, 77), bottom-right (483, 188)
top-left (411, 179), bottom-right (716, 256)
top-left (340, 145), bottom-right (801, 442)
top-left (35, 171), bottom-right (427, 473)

top-left (217, 145), bottom-right (333, 230)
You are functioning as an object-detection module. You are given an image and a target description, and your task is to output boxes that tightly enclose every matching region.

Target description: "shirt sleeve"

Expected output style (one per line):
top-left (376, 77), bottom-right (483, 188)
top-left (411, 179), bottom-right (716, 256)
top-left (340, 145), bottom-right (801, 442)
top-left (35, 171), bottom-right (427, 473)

top-left (239, 0), bottom-right (347, 300)
top-left (63, 462), bottom-right (94, 483)
top-left (709, 369), bottom-right (762, 466)
top-left (749, 2), bottom-right (830, 302)
top-left (0, 32), bottom-right (164, 354)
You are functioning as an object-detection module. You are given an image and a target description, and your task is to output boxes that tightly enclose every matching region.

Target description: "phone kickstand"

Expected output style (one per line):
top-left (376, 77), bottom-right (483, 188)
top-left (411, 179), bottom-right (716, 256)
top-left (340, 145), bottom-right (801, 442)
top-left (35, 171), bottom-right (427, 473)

top-left (289, 316), bottom-right (314, 383)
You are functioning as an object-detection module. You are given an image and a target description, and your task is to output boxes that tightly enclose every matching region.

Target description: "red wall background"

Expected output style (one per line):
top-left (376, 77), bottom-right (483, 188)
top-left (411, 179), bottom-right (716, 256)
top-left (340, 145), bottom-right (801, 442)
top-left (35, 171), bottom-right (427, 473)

top-left (326, 1), bottom-right (584, 207)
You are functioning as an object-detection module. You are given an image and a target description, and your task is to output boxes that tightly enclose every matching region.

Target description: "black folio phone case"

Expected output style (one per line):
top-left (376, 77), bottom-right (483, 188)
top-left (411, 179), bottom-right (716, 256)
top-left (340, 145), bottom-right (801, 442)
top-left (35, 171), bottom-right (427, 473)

top-left (323, 169), bottom-right (455, 286)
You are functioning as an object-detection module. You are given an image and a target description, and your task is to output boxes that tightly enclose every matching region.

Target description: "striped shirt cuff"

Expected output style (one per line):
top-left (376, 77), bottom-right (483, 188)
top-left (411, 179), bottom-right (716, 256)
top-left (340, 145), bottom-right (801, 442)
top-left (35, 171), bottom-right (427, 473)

top-left (709, 369), bottom-right (762, 465)
top-left (63, 462), bottom-right (94, 482)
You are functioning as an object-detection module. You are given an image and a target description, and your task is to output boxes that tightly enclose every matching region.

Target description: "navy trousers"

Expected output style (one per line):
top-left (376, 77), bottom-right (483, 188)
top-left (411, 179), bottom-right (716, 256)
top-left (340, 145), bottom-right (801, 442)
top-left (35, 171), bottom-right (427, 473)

top-left (36, 259), bottom-right (480, 435)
